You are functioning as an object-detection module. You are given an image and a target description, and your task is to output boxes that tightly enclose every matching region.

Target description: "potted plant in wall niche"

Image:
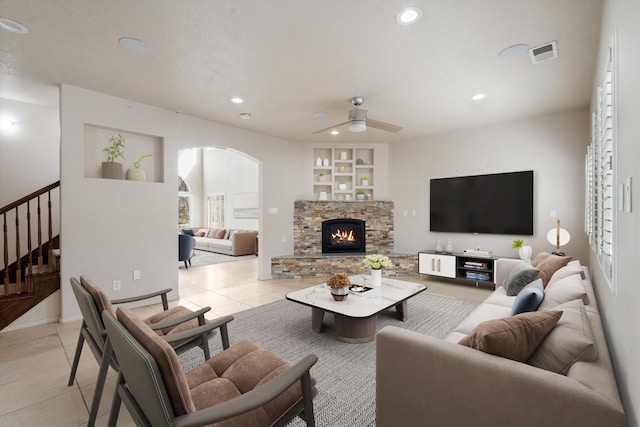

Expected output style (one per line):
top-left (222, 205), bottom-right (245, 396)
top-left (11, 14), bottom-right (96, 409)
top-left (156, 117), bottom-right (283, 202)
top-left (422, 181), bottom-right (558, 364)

top-left (127, 153), bottom-right (153, 181)
top-left (356, 190), bottom-right (366, 201)
top-left (361, 175), bottom-right (369, 186)
top-left (512, 239), bottom-right (532, 262)
top-left (318, 172), bottom-right (327, 182)
top-left (102, 134), bottom-right (125, 179)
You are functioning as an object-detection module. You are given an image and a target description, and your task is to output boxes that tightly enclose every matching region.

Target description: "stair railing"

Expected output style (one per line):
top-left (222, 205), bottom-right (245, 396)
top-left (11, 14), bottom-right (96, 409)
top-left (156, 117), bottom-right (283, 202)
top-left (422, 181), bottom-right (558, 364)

top-left (1, 181), bottom-right (60, 296)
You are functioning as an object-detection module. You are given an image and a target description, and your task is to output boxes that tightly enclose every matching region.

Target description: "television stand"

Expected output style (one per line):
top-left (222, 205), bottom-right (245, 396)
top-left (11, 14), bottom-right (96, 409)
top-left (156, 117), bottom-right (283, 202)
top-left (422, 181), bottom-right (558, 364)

top-left (418, 250), bottom-right (498, 287)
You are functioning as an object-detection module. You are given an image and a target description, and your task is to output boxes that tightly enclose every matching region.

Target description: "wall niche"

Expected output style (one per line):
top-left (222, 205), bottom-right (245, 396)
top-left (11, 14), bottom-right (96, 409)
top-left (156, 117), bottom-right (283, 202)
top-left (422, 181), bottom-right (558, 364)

top-left (84, 124), bottom-right (164, 182)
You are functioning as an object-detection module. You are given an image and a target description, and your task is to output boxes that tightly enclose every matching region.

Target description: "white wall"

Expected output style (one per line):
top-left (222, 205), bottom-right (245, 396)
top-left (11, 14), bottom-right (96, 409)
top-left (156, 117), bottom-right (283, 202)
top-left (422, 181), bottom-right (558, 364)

top-left (59, 84), bottom-right (304, 323)
top-left (202, 147), bottom-right (259, 230)
top-left (390, 108), bottom-right (590, 261)
top-left (0, 97), bottom-right (61, 331)
top-left (589, 1), bottom-right (640, 425)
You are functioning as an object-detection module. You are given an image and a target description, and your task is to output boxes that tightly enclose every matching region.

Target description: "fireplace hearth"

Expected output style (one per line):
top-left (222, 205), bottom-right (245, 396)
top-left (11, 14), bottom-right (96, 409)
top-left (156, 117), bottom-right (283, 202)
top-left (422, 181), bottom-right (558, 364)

top-left (322, 218), bottom-right (366, 254)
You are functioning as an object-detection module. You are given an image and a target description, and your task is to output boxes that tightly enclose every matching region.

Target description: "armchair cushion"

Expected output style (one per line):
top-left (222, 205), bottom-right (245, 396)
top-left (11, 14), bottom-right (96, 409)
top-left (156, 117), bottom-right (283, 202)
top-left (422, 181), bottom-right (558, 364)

top-left (80, 276), bottom-right (114, 314)
top-left (116, 306), bottom-right (316, 424)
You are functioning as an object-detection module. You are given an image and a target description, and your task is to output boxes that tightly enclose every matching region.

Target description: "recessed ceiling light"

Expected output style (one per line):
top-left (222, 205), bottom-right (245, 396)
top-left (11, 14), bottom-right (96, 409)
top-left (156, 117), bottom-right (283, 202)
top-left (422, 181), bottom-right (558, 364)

top-left (0, 119), bottom-right (15, 130)
top-left (313, 111), bottom-right (328, 118)
top-left (230, 97), bottom-right (244, 104)
top-left (239, 113), bottom-right (252, 120)
top-left (119, 37), bottom-right (150, 54)
top-left (330, 130), bottom-right (340, 135)
top-left (0, 17), bottom-right (28, 34)
top-left (471, 93), bottom-right (487, 101)
top-left (396, 7), bottom-right (423, 25)
top-left (499, 44), bottom-right (529, 59)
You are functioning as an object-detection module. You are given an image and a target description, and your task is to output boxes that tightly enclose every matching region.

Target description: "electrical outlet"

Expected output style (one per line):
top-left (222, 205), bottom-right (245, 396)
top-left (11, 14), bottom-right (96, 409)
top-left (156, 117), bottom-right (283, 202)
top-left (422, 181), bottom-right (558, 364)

top-left (112, 280), bottom-right (121, 291)
top-left (133, 270), bottom-right (141, 280)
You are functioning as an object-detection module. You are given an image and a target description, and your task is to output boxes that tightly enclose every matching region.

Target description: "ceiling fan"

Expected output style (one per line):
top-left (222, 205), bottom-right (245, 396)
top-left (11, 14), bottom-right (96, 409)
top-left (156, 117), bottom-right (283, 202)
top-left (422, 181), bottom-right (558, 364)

top-left (313, 96), bottom-right (402, 134)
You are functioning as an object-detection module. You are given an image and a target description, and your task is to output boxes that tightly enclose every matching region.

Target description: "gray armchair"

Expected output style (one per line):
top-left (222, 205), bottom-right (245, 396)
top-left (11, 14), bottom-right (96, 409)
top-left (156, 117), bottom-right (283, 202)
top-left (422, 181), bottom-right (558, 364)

top-left (103, 306), bottom-right (318, 427)
top-left (67, 275), bottom-right (223, 426)
top-left (179, 233), bottom-right (196, 268)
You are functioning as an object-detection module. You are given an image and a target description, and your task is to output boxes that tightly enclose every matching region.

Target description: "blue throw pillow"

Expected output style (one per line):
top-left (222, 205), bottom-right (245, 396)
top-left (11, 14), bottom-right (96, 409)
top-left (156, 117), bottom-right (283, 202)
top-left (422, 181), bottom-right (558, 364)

top-left (511, 286), bottom-right (545, 316)
top-left (182, 229), bottom-right (194, 236)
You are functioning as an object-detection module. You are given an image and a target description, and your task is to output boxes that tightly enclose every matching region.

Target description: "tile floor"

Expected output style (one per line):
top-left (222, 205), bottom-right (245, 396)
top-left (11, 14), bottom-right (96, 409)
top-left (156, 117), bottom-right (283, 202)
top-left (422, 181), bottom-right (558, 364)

top-left (0, 257), bottom-right (491, 426)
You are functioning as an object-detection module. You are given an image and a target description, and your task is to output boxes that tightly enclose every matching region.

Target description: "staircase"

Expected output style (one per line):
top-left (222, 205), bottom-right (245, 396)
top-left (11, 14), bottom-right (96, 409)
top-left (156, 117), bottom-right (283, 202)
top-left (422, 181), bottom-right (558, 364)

top-left (0, 181), bottom-right (60, 330)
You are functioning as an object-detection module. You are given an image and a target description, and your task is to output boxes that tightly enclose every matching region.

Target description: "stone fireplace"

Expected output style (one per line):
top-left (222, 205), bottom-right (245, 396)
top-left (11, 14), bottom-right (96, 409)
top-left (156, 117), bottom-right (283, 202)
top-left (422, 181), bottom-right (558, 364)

top-left (322, 218), bottom-right (366, 254)
top-left (271, 201), bottom-right (418, 278)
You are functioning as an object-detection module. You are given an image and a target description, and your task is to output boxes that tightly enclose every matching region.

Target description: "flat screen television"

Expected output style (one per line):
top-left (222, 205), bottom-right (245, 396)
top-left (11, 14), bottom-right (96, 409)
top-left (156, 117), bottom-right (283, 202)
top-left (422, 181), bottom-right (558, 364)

top-left (429, 170), bottom-right (534, 235)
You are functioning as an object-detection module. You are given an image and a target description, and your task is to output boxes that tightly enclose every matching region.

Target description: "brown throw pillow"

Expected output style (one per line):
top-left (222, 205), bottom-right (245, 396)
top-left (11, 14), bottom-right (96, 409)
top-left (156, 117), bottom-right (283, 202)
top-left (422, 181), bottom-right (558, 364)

top-left (214, 229), bottom-right (226, 239)
top-left (531, 252), bottom-right (552, 267)
top-left (536, 254), bottom-right (572, 287)
top-left (194, 231), bottom-right (206, 237)
top-left (458, 311), bottom-right (562, 362)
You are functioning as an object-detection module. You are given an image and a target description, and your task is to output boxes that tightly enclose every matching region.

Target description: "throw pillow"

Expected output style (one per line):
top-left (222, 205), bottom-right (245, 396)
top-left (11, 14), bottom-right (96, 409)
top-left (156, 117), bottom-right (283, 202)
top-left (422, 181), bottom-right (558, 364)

top-left (528, 300), bottom-right (597, 374)
top-left (535, 254), bottom-right (573, 287)
top-left (181, 229), bottom-right (194, 236)
top-left (194, 231), bottom-right (206, 237)
top-left (214, 229), bottom-right (226, 239)
top-left (206, 229), bottom-right (218, 238)
top-left (531, 252), bottom-right (552, 267)
top-left (511, 284), bottom-right (545, 315)
top-left (538, 274), bottom-right (587, 310)
top-left (502, 262), bottom-right (540, 296)
top-left (458, 311), bottom-right (562, 362)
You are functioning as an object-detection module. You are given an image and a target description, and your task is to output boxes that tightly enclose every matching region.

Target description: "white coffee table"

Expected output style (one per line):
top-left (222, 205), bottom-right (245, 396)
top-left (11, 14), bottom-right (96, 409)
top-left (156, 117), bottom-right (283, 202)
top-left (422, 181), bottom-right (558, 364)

top-left (286, 275), bottom-right (427, 343)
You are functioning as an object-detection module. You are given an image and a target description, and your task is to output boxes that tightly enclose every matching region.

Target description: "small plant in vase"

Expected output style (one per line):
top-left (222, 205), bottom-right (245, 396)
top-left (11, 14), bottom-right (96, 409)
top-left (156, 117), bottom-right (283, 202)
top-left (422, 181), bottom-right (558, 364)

top-left (364, 253), bottom-right (393, 287)
top-left (318, 172), bottom-right (326, 182)
top-left (512, 239), bottom-right (532, 262)
top-left (102, 134), bottom-right (126, 179)
top-left (361, 175), bottom-right (369, 186)
top-left (127, 153), bottom-right (153, 181)
top-left (327, 273), bottom-right (351, 301)
top-left (356, 190), bottom-right (366, 201)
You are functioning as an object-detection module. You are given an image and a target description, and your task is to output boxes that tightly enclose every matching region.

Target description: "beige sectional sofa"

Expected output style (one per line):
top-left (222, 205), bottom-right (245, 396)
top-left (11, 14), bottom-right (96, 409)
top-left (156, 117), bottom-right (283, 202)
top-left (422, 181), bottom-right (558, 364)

top-left (376, 257), bottom-right (625, 427)
top-left (186, 227), bottom-right (257, 256)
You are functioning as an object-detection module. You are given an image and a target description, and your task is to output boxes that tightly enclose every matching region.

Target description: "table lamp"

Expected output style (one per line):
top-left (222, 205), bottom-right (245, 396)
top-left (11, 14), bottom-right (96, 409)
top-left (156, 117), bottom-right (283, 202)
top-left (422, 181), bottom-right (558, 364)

top-left (546, 219), bottom-right (570, 256)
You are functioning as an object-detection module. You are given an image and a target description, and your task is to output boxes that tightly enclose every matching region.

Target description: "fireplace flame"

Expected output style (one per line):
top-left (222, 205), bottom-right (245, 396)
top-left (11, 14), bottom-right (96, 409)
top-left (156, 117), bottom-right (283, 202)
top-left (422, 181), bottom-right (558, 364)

top-left (331, 229), bottom-right (356, 243)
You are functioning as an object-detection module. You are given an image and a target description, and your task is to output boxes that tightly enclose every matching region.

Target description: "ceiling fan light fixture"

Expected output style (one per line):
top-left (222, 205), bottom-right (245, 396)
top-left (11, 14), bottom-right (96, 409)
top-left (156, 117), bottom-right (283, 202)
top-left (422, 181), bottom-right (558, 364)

top-left (119, 37), bottom-right (150, 54)
top-left (396, 7), bottom-right (423, 25)
top-left (330, 130), bottom-right (340, 135)
top-left (348, 120), bottom-right (367, 133)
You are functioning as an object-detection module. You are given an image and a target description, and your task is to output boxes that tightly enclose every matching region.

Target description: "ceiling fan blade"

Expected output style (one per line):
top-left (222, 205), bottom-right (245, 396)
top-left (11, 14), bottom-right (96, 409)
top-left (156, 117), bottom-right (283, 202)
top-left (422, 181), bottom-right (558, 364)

top-left (312, 121), bottom-right (350, 134)
top-left (350, 107), bottom-right (368, 120)
top-left (366, 118), bottom-right (403, 133)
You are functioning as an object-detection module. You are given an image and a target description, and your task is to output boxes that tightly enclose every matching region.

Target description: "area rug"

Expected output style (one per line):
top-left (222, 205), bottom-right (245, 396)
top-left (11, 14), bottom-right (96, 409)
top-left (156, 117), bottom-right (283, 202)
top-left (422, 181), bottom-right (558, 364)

top-left (179, 291), bottom-right (478, 426)
top-left (184, 249), bottom-right (256, 267)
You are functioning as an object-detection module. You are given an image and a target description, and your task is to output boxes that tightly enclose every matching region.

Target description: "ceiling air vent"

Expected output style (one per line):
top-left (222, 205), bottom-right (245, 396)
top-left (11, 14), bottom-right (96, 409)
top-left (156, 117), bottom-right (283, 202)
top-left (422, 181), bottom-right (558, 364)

top-left (529, 41), bottom-right (558, 64)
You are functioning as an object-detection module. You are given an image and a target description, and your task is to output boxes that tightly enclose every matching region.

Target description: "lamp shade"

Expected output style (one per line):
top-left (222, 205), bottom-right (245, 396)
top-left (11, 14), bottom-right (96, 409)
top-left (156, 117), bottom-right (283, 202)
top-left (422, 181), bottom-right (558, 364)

top-left (546, 227), bottom-right (570, 247)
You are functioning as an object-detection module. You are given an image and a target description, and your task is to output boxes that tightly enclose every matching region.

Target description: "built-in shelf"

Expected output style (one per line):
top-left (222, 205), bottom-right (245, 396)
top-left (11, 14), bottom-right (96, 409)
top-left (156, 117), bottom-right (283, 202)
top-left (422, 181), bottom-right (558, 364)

top-left (84, 124), bottom-right (164, 182)
top-left (313, 147), bottom-right (375, 201)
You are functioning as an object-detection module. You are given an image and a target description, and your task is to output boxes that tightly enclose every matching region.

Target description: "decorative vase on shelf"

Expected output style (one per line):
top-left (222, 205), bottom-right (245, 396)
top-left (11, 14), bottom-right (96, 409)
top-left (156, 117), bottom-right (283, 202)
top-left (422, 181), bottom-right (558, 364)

top-left (102, 161), bottom-right (123, 180)
top-left (316, 157), bottom-right (322, 166)
top-left (323, 158), bottom-right (330, 167)
top-left (370, 269), bottom-right (382, 287)
top-left (518, 245), bottom-right (532, 262)
top-left (126, 168), bottom-right (146, 181)
top-left (445, 238), bottom-right (453, 253)
top-left (435, 240), bottom-right (443, 252)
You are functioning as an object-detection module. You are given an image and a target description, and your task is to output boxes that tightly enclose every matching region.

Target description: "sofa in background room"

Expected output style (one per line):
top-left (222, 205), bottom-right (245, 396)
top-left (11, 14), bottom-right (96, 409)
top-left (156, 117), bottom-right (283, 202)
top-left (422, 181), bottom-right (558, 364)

top-left (182, 228), bottom-right (258, 256)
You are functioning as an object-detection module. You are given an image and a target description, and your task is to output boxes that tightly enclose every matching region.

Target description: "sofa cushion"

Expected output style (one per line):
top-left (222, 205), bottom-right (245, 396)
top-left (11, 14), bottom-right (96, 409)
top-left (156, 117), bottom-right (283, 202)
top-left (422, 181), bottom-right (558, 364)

top-left (194, 231), bottom-right (206, 237)
top-left (503, 262), bottom-right (540, 296)
top-left (482, 286), bottom-right (514, 308)
top-left (547, 260), bottom-right (583, 286)
top-left (529, 299), bottom-right (597, 374)
top-left (538, 274), bottom-right (587, 310)
top-left (534, 254), bottom-right (573, 287)
top-left (458, 310), bottom-right (562, 362)
top-left (511, 284), bottom-right (544, 315)
top-left (214, 229), bottom-right (226, 239)
top-left (452, 303), bottom-right (512, 335)
top-left (182, 229), bottom-right (194, 236)
top-left (223, 229), bottom-right (232, 239)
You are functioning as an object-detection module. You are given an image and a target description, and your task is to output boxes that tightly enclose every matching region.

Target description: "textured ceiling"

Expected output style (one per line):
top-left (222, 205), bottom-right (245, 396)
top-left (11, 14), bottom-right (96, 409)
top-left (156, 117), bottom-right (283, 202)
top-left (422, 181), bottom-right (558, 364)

top-left (0, 0), bottom-right (602, 144)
